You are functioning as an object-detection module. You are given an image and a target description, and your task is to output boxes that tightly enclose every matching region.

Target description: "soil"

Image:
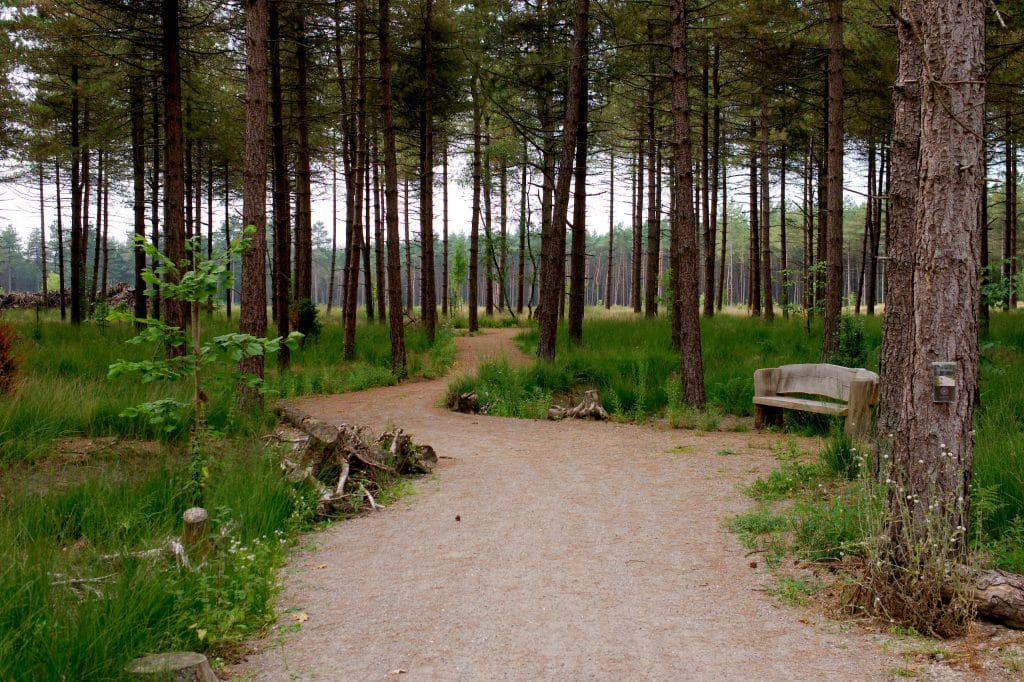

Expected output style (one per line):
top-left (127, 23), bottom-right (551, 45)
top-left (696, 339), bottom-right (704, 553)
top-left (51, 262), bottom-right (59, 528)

top-left (230, 329), bottom-right (1020, 681)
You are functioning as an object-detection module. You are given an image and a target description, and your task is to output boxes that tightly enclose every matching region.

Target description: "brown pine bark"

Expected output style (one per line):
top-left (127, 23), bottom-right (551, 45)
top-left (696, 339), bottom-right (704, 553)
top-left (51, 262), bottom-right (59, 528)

top-left (537, 0), bottom-right (588, 361)
top-left (162, 0), bottom-right (187, 346)
top-left (670, 0), bottom-right (704, 406)
top-left (55, 162), bottom-right (67, 320)
top-left (419, 0), bottom-right (437, 340)
top-left (703, 43), bottom-right (720, 317)
top-left (363, 131), bottom-right (374, 320)
top-left (867, 144), bottom-right (884, 315)
top-left (374, 133), bottom-right (386, 320)
top-left (151, 86), bottom-right (161, 320)
top-left (644, 32), bottom-right (659, 318)
top-left (469, 74), bottom-right (482, 332)
top-left (294, 12), bottom-right (313, 305)
top-left (223, 161), bottom-right (231, 318)
top-left (38, 166), bottom-right (47, 298)
top-left (820, 0), bottom-right (844, 359)
top-left (442, 145), bottom-right (450, 316)
top-left (716, 160), bottom-right (727, 311)
top-left (748, 130), bottom-right (761, 316)
top-left (567, 46), bottom-right (589, 342)
top-left (606, 151), bottom-right (615, 310)
top-left (517, 142), bottom-right (527, 314)
top-left (238, 0), bottom-right (269, 406)
top-left (759, 91), bottom-right (774, 320)
top-left (632, 136), bottom-right (644, 313)
top-left (269, 0), bottom-right (290, 369)
top-left (378, 0), bottom-right (406, 377)
top-left (343, 0), bottom-right (368, 360)
top-left (876, 0), bottom-right (984, 635)
top-left (779, 144), bottom-right (789, 317)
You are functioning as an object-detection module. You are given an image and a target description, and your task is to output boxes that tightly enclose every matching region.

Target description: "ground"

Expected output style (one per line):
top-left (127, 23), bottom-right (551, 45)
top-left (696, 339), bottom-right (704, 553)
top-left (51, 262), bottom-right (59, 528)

top-left (228, 329), bottom-right (1021, 681)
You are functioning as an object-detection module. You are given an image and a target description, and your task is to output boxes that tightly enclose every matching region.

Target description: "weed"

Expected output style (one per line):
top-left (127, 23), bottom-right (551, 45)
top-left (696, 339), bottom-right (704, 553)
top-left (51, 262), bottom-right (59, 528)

top-left (769, 575), bottom-right (825, 606)
top-left (715, 449), bottom-right (736, 456)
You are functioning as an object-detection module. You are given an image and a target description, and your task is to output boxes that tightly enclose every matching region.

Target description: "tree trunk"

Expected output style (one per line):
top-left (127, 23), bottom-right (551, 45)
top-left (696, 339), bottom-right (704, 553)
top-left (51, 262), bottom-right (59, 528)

top-left (567, 51), bottom-right (589, 342)
top-left (55, 162), bottom-right (66, 320)
top-left (162, 0), bottom-right (187, 348)
top-left (403, 178), bottom-right (412, 311)
top-left (269, 0), bottom-right (290, 369)
top-left (374, 132), bottom-right (386, 320)
top-left (294, 12), bottom-right (313, 305)
top-left (759, 92), bottom-right (774, 320)
top-left (442, 144), bottom-right (449, 316)
top-left (632, 136), bottom-right (644, 313)
top-left (483, 119), bottom-right (495, 317)
top-left (704, 43), bottom-right (720, 317)
top-left (748, 130), bottom-right (761, 316)
top-left (644, 34), bottom-right (659, 318)
top-left (343, 0), bottom-right (368, 360)
top-left (151, 84), bottom-right (161, 320)
top-left (537, 0), bottom-right (588, 361)
top-left (606, 151), bottom-right (615, 309)
top-left (379, 0), bottom-right (407, 377)
top-left (91, 151), bottom-right (103, 306)
top-left (469, 74), bottom-right (482, 332)
top-left (363, 130), bottom-right (374, 319)
top-left (875, 0), bottom-right (984, 636)
top-left (223, 161), bottom-right (231, 318)
top-left (867, 144), bottom-right (884, 315)
top-left (419, 0), bottom-right (437, 339)
top-left (779, 144), bottom-right (789, 317)
top-left (820, 0), bottom-right (844, 359)
top-left (670, 0), bottom-right (704, 406)
top-left (238, 0), bottom-right (269, 407)
top-left (518, 141), bottom-right (528, 314)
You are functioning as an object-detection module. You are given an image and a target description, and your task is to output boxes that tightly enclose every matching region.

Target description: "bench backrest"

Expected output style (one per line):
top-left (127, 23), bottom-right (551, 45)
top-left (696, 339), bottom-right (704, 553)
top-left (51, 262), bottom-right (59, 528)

top-left (758, 364), bottom-right (879, 403)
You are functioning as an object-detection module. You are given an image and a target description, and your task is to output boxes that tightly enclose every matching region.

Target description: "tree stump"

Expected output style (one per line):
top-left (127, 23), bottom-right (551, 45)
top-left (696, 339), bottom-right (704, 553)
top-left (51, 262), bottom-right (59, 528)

top-left (549, 390), bottom-right (608, 421)
top-left (972, 569), bottom-right (1024, 630)
top-left (125, 652), bottom-right (217, 681)
top-left (181, 508), bottom-right (209, 565)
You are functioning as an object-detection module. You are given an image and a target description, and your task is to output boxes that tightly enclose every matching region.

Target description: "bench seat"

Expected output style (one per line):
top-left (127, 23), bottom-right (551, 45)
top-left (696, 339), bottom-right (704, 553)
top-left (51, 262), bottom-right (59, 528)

top-left (753, 363), bottom-right (879, 437)
top-left (752, 395), bottom-right (848, 416)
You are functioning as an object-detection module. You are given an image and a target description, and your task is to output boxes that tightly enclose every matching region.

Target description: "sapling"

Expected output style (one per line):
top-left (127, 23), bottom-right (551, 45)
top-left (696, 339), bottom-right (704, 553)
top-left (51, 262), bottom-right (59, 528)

top-left (109, 225), bottom-right (301, 503)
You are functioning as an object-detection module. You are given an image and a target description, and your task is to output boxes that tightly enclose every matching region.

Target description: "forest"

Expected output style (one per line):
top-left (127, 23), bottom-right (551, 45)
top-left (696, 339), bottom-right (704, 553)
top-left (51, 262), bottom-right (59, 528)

top-left (1, 0), bottom-right (1023, 679)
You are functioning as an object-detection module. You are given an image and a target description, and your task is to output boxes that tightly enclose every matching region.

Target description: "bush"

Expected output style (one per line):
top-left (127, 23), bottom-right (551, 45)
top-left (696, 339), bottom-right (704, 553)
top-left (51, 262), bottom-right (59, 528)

top-left (827, 315), bottom-right (867, 368)
top-left (0, 321), bottom-right (18, 394)
top-left (294, 298), bottom-right (322, 342)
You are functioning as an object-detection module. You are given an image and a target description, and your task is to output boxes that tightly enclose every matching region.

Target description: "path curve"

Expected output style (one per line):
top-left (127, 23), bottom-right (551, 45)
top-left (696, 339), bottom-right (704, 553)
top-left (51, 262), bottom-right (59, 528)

top-left (236, 329), bottom-right (915, 681)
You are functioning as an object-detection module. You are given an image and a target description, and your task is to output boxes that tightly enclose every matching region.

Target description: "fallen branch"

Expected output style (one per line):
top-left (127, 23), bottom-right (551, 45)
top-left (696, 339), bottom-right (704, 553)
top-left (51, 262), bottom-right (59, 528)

top-left (548, 390), bottom-right (609, 421)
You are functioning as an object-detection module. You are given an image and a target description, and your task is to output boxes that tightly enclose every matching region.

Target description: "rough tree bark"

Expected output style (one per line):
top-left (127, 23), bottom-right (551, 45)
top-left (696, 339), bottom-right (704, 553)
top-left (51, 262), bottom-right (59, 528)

top-left (269, 0), bottom-right (290, 369)
top-left (379, 0), bottom-right (406, 377)
top-left (419, 0), bottom-right (437, 340)
top-left (537, 0), bottom-right (588, 361)
top-left (669, 0), bottom-right (705, 406)
top-left (567, 38), bottom-right (589, 343)
top-left (876, 0), bottom-right (985, 636)
top-left (820, 0), bottom-right (844, 359)
top-left (238, 0), bottom-right (269, 407)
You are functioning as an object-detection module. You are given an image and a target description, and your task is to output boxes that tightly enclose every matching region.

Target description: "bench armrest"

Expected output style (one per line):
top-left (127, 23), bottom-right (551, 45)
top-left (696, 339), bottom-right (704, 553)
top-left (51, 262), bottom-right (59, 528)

top-left (753, 368), bottom-right (778, 397)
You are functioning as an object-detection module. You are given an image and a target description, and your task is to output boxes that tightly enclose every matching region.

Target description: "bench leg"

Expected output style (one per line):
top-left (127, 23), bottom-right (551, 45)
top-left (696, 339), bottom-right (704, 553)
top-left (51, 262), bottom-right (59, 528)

top-left (755, 405), bottom-right (783, 429)
top-left (845, 380), bottom-right (875, 441)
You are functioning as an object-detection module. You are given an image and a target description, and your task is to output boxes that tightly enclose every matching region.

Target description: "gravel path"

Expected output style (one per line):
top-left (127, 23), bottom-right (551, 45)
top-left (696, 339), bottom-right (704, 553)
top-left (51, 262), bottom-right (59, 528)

top-left (233, 329), bottom-right (926, 681)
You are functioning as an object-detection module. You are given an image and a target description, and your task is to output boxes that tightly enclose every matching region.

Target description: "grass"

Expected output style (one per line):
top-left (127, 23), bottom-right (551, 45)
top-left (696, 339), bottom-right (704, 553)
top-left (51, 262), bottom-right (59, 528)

top-left (0, 309), bottom-right (454, 463)
top-left (0, 305), bottom-right (453, 679)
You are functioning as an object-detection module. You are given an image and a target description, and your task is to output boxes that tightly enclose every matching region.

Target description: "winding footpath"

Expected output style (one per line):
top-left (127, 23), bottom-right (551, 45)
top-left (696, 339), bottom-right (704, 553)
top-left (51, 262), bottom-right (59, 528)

top-left (233, 329), bottom-right (942, 681)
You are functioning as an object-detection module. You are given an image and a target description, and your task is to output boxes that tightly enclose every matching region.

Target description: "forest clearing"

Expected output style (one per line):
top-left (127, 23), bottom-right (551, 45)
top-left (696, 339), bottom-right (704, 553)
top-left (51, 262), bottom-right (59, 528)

top-left (2, 0), bottom-right (1024, 679)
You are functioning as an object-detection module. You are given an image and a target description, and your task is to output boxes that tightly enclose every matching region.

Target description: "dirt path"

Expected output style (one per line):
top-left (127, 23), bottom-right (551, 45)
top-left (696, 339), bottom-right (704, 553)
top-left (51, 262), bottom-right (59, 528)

top-left (233, 329), bottom-right (929, 681)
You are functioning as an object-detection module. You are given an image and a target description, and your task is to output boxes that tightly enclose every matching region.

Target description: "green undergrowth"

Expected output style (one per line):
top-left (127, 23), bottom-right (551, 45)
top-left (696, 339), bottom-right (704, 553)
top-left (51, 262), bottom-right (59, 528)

top-left (0, 310), bottom-right (454, 464)
top-left (730, 426), bottom-right (1024, 585)
top-left (0, 437), bottom-right (418, 680)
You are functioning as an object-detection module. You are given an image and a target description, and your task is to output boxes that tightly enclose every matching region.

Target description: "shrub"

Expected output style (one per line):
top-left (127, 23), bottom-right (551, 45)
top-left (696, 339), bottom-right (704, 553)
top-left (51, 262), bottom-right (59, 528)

top-left (827, 314), bottom-right (867, 368)
top-left (294, 298), bottom-right (322, 342)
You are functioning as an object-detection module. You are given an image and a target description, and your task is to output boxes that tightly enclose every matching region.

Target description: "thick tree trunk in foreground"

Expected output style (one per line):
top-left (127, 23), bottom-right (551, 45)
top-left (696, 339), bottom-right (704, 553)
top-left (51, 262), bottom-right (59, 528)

top-left (537, 0), bottom-right (588, 361)
top-left (379, 0), bottom-right (406, 377)
top-left (669, 0), bottom-right (704, 406)
top-left (874, 0), bottom-right (984, 637)
top-left (343, 0), bottom-right (368, 360)
top-left (294, 13), bottom-right (313, 305)
top-left (567, 47), bottom-right (589, 342)
top-left (238, 0), bottom-right (269, 407)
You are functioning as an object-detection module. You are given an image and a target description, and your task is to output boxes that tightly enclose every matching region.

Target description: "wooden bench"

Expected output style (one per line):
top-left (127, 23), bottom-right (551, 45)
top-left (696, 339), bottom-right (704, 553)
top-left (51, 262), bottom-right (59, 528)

top-left (753, 363), bottom-right (879, 438)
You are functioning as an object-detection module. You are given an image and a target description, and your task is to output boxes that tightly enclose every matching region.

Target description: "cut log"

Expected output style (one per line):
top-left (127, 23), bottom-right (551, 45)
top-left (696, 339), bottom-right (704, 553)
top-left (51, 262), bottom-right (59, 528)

top-left (446, 391), bottom-right (479, 413)
top-left (126, 652), bottom-right (217, 682)
top-left (972, 569), bottom-right (1024, 630)
top-left (276, 405), bottom-right (437, 517)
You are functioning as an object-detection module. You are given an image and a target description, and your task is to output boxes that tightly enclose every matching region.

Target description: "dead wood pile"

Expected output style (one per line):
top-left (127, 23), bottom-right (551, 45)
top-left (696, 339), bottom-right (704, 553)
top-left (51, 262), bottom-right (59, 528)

top-left (548, 389), bottom-right (609, 421)
top-left (0, 282), bottom-right (134, 311)
top-left (274, 405), bottom-right (437, 517)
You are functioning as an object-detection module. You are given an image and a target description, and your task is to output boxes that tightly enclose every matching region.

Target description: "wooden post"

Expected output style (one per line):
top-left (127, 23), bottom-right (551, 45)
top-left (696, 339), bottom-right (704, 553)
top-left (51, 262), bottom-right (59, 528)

top-left (844, 378), bottom-right (875, 440)
top-left (126, 652), bottom-right (217, 681)
top-left (182, 507), bottom-right (209, 564)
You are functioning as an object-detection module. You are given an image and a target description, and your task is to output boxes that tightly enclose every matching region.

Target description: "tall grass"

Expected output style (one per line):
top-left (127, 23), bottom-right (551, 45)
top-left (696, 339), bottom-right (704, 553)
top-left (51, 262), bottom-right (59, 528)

top-left (0, 310), bottom-right (454, 463)
top-left (0, 442), bottom-right (314, 680)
